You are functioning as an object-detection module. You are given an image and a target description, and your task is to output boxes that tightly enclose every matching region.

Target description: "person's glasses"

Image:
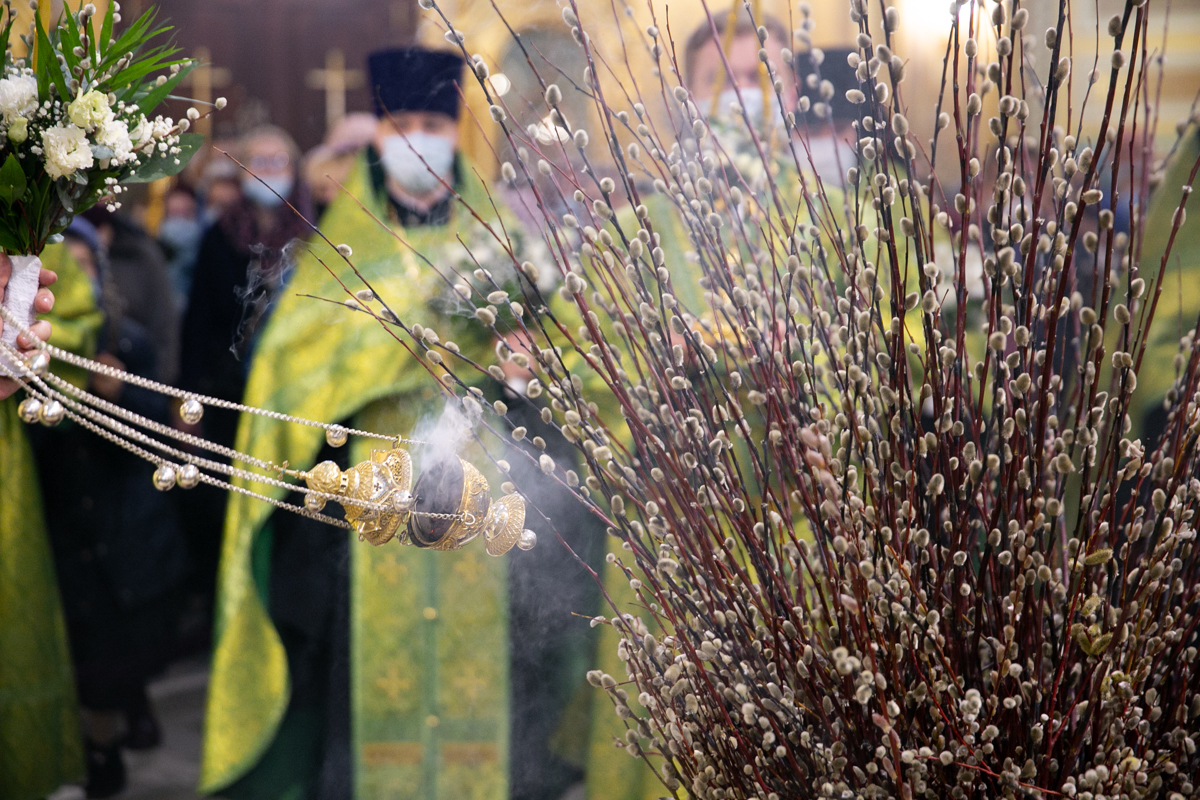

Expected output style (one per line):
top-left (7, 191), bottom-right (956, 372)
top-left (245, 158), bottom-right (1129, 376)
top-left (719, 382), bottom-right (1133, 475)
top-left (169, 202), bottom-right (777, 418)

top-left (248, 154), bottom-right (290, 172)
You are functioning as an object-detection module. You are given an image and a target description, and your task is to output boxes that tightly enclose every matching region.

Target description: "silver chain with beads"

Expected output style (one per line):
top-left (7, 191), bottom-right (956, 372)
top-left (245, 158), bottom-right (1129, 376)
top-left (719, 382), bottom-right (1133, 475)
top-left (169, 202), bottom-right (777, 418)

top-left (0, 305), bottom-right (471, 525)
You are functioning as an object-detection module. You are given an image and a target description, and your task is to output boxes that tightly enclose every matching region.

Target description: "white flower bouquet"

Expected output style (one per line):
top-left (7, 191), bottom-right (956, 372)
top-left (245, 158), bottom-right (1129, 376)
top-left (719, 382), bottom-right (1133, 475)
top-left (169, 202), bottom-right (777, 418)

top-left (0, 1), bottom-right (207, 369)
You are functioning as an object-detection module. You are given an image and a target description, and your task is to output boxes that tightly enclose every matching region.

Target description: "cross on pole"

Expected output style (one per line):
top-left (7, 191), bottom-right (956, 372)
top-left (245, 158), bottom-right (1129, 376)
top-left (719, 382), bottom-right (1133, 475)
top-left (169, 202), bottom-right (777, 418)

top-left (179, 47), bottom-right (232, 137)
top-left (307, 48), bottom-right (365, 134)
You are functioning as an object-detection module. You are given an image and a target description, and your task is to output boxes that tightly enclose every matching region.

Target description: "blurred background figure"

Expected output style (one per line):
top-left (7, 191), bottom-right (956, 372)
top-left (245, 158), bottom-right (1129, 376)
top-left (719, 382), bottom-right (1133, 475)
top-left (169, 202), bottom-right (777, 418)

top-left (180, 125), bottom-right (311, 454)
top-left (158, 185), bottom-right (205, 308)
top-left (791, 47), bottom-right (859, 185)
top-left (684, 12), bottom-right (792, 132)
top-left (302, 111), bottom-right (377, 219)
top-left (679, 11), bottom-right (797, 201)
top-left (176, 125), bottom-right (312, 649)
top-left (81, 207), bottom-right (180, 387)
top-left (195, 148), bottom-right (244, 225)
top-left (680, 15), bottom-right (856, 189)
top-left (30, 218), bottom-right (188, 798)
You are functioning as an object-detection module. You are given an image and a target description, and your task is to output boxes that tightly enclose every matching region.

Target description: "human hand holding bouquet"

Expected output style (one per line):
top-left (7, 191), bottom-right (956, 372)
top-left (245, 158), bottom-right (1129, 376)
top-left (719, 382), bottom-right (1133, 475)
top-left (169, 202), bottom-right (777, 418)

top-left (0, 252), bottom-right (52, 398)
top-left (0, 1), bottom-right (207, 373)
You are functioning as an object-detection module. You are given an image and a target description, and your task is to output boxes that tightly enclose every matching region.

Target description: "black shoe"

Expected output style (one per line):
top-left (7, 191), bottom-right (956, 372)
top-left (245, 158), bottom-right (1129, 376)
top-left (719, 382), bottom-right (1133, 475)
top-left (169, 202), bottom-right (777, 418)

top-left (124, 686), bottom-right (162, 750)
top-left (124, 705), bottom-right (162, 750)
top-left (84, 740), bottom-right (126, 799)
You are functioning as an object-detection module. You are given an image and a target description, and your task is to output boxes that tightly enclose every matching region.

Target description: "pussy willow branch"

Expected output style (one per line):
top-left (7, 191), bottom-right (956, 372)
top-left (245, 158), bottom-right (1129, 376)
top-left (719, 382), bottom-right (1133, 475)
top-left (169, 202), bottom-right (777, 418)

top-left (303, 0), bottom-right (1200, 795)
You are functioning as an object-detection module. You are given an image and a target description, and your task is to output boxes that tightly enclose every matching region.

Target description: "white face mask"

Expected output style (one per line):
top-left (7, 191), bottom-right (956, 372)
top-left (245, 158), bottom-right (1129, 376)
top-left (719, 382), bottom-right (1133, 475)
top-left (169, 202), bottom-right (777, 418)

top-left (380, 132), bottom-right (455, 195)
top-left (242, 175), bottom-right (293, 208)
top-left (797, 136), bottom-right (857, 184)
top-left (714, 87), bottom-right (784, 130)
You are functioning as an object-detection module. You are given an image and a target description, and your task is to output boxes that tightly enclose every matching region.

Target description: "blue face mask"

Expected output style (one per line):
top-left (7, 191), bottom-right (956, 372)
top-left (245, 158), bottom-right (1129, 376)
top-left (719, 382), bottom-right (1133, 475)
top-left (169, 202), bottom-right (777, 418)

top-left (158, 216), bottom-right (204, 251)
top-left (243, 175), bottom-right (293, 208)
top-left (380, 132), bottom-right (455, 196)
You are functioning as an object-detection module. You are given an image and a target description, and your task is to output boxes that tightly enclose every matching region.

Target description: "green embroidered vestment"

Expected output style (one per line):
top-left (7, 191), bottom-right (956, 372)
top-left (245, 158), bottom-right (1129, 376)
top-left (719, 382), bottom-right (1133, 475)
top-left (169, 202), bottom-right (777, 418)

top-left (202, 155), bottom-right (511, 798)
top-left (0, 245), bottom-right (101, 800)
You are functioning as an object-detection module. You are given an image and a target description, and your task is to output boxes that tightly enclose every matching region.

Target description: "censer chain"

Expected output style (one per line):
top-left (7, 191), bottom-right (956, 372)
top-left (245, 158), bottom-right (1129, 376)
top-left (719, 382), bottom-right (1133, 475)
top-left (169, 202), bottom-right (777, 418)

top-left (27, 368), bottom-right (384, 509)
top-left (5, 366), bottom-right (354, 527)
top-left (0, 303), bottom-right (424, 447)
top-left (1, 334), bottom-right (472, 526)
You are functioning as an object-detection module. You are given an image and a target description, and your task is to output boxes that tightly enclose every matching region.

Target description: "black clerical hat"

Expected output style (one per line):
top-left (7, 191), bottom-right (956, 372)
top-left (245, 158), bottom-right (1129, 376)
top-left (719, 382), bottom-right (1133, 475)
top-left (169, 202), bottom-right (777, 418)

top-left (367, 47), bottom-right (465, 119)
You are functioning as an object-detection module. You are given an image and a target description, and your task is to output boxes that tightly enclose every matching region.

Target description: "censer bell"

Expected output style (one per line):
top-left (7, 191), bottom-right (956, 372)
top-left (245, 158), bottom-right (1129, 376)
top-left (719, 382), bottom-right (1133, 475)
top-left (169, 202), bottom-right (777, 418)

top-left (303, 448), bottom-right (534, 556)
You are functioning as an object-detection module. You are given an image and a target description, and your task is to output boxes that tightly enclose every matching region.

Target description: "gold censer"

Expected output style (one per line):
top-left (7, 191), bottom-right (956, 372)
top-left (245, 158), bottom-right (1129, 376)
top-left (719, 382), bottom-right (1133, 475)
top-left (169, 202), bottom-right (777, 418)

top-left (303, 447), bottom-right (535, 556)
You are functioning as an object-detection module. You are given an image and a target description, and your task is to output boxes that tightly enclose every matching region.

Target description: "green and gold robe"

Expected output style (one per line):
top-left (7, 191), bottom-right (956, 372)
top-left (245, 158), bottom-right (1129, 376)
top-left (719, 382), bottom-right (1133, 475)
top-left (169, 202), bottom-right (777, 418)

top-left (0, 245), bottom-right (101, 800)
top-left (202, 155), bottom-right (512, 798)
top-left (1111, 124), bottom-right (1200, 436)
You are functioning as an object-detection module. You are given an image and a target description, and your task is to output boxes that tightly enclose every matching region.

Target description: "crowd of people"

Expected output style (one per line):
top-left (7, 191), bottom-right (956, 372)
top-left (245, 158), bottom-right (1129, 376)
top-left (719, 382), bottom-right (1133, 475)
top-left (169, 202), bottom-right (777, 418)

top-left (0, 8), bottom-right (1192, 800)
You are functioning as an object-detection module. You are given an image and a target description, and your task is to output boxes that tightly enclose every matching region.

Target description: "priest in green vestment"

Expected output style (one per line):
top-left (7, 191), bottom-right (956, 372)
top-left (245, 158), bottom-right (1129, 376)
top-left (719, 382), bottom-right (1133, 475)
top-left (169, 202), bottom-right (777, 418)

top-left (202, 46), bottom-right (600, 799)
top-left (1, 246), bottom-right (102, 800)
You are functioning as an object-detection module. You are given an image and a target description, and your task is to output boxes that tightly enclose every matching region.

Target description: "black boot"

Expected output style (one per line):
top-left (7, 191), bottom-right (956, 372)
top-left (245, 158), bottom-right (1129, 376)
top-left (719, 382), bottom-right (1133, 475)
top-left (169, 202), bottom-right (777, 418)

top-left (124, 687), bottom-right (162, 750)
top-left (84, 739), bottom-right (126, 799)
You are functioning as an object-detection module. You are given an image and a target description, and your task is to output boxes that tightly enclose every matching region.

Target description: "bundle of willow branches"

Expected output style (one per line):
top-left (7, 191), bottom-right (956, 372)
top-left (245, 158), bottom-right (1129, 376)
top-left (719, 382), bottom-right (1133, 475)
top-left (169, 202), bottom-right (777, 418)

top-left (326, 0), bottom-right (1200, 796)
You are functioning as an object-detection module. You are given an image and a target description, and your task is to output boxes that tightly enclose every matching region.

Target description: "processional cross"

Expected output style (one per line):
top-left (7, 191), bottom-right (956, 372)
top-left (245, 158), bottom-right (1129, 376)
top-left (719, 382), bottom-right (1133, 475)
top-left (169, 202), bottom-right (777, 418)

top-left (307, 49), bottom-right (365, 133)
top-left (179, 47), bottom-right (232, 137)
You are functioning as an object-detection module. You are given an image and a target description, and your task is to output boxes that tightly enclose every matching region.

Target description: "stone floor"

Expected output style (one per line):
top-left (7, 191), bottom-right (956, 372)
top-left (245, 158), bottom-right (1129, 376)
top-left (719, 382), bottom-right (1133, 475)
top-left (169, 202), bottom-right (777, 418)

top-left (115, 658), bottom-right (208, 800)
top-left (46, 658), bottom-right (207, 800)
top-left (49, 656), bottom-right (589, 800)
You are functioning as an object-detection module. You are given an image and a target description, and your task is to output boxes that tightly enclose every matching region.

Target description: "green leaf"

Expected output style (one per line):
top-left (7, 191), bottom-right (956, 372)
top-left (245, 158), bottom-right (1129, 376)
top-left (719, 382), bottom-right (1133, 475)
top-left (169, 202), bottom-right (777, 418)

top-left (124, 132), bottom-right (204, 183)
top-left (58, 7), bottom-right (83, 73)
top-left (33, 19), bottom-right (50, 95)
top-left (55, 180), bottom-right (79, 213)
top-left (96, 8), bottom-right (161, 73)
top-left (0, 18), bottom-right (15, 71)
top-left (0, 225), bottom-right (26, 254)
top-left (105, 50), bottom-right (187, 93)
top-left (0, 154), bottom-right (28, 206)
top-left (34, 13), bottom-right (71, 103)
top-left (98, 0), bottom-right (114, 60)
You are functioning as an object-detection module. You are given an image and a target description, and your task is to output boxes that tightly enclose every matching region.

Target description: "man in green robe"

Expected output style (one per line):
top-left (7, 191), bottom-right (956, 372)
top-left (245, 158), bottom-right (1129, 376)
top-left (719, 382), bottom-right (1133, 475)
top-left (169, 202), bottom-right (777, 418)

top-left (1, 247), bottom-right (102, 800)
top-left (203, 46), bottom-right (595, 799)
